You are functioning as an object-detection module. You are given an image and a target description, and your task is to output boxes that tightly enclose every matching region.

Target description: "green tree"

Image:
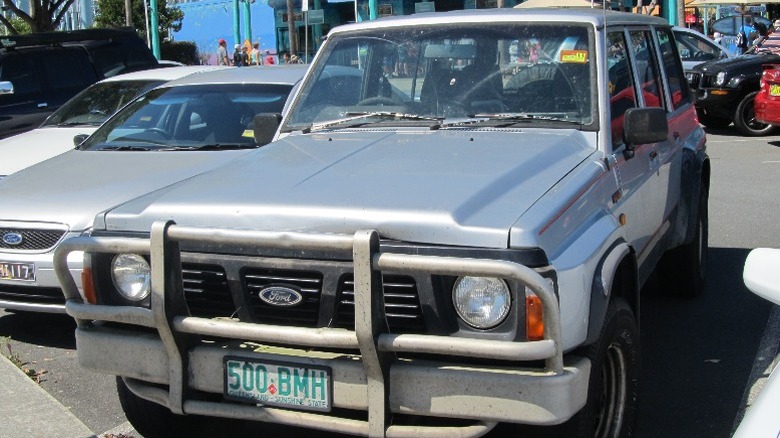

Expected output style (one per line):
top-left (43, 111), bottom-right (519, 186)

top-left (94, 0), bottom-right (183, 41)
top-left (0, 0), bottom-right (78, 33)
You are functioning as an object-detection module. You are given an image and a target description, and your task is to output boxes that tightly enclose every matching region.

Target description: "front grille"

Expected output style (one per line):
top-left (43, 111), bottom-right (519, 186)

top-left (181, 263), bottom-right (234, 318)
top-left (243, 267), bottom-right (323, 327)
top-left (700, 73), bottom-right (714, 88)
top-left (0, 284), bottom-right (65, 305)
top-left (335, 274), bottom-right (425, 333)
top-left (0, 228), bottom-right (65, 250)
top-left (687, 72), bottom-right (701, 88)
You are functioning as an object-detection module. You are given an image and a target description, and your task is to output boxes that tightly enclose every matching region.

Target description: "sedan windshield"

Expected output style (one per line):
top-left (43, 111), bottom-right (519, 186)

top-left (42, 80), bottom-right (164, 127)
top-left (80, 83), bottom-right (292, 151)
top-left (284, 23), bottom-right (595, 131)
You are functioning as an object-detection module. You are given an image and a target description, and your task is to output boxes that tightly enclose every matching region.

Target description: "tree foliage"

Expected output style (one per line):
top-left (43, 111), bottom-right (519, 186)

top-left (94, 0), bottom-right (183, 41)
top-left (0, 0), bottom-right (78, 33)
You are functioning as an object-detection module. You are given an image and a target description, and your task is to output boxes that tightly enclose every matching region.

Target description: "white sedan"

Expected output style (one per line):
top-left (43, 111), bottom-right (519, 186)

top-left (0, 65), bottom-right (223, 179)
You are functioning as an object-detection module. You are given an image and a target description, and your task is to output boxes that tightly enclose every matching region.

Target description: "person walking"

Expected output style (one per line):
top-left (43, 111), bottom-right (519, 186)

top-left (250, 42), bottom-right (261, 66)
top-left (233, 44), bottom-right (248, 67)
top-left (217, 38), bottom-right (230, 66)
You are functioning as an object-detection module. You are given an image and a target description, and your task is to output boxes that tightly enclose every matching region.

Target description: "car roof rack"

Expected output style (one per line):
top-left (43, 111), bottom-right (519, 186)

top-left (0, 28), bottom-right (139, 50)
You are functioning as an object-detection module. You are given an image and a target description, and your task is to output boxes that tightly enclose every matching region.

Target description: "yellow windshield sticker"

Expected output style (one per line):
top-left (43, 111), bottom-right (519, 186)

top-left (242, 129), bottom-right (254, 138)
top-left (560, 50), bottom-right (588, 63)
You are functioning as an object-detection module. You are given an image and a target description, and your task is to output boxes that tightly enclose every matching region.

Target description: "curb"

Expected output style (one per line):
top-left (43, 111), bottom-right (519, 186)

top-left (0, 352), bottom-right (96, 438)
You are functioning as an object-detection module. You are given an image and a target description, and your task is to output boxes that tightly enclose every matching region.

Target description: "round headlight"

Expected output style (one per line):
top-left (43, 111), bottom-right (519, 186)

top-left (452, 276), bottom-right (511, 329)
top-left (111, 254), bottom-right (151, 301)
top-left (714, 71), bottom-right (727, 87)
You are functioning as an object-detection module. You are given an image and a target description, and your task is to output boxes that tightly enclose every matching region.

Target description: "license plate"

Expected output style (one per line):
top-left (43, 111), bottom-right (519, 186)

top-left (771, 84), bottom-right (780, 96)
top-left (0, 262), bottom-right (35, 281)
top-left (224, 357), bottom-right (332, 412)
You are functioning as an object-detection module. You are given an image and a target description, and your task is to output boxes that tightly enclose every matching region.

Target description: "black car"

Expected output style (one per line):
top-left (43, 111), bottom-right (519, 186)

top-left (687, 52), bottom-right (780, 136)
top-left (0, 28), bottom-right (158, 139)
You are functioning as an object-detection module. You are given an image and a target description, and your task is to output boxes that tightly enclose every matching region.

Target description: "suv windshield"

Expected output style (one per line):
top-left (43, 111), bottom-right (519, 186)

top-left (285, 23), bottom-right (594, 131)
top-left (42, 80), bottom-right (164, 127)
top-left (80, 83), bottom-right (292, 151)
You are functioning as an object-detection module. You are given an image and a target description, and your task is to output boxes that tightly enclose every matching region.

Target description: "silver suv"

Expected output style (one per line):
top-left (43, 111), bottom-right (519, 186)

top-left (56, 9), bottom-right (709, 437)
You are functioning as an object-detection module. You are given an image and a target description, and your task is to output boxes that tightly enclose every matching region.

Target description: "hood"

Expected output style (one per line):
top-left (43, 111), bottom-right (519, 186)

top-left (694, 53), bottom-right (780, 73)
top-left (0, 127), bottom-right (95, 177)
top-left (0, 149), bottom-right (252, 232)
top-left (103, 129), bottom-right (596, 248)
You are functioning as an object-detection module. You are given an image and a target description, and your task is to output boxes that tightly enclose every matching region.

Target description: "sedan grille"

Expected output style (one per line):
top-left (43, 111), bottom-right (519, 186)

top-left (0, 228), bottom-right (65, 251)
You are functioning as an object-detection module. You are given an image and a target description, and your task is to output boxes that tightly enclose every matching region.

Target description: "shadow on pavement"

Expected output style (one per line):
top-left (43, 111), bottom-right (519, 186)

top-left (0, 311), bottom-right (76, 349)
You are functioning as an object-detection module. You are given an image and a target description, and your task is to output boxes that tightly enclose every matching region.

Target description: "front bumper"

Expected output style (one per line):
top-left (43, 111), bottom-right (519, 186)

top-left (0, 248), bottom-right (83, 314)
top-left (56, 222), bottom-right (590, 436)
top-left (694, 87), bottom-right (743, 119)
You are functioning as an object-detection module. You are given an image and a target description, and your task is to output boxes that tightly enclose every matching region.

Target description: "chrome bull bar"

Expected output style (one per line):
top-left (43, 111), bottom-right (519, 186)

top-left (55, 220), bottom-right (564, 437)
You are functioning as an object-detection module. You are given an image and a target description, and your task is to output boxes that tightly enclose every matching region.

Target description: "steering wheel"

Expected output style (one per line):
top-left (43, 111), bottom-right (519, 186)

top-left (145, 127), bottom-right (170, 139)
top-left (356, 96), bottom-right (401, 106)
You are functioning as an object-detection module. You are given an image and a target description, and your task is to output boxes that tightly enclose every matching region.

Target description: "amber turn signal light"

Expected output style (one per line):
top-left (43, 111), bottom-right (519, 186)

top-left (81, 268), bottom-right (97, 304)
top-left (526, 293), bottom-right (544, 341)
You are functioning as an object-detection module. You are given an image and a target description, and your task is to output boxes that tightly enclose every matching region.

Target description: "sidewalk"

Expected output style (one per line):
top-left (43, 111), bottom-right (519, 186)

top-left (0, 353), bottom-right (95, 438)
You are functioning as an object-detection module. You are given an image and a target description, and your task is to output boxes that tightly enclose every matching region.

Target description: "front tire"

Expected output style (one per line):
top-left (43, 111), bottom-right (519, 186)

top-left (116, 377), bottom-right (205, 438)
top-left (734, 91), bottom-right (776, 136)
top-left (696, 108), bottom-right (731, 129)
top-left (565, 298), bottom-right (640, 438)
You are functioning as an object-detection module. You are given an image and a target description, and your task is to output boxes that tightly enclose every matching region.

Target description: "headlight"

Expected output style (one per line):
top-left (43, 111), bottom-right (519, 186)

top-left (111, 254), bottom-right (151, 301)
top-left (714, 71), bottom-right (727, 87)
top-left (452, 276), bottom-right (511, 329)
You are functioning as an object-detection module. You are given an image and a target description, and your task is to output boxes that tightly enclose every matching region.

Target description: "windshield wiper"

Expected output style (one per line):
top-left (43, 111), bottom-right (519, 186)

top-left (306, 111), bottom-right (442, 133)
top-left (99, 145), bottom-right (156, 151)
top-left (159, 144), bottom-right (260, 151)
top-left (449, 113), bottom-right (584, 128)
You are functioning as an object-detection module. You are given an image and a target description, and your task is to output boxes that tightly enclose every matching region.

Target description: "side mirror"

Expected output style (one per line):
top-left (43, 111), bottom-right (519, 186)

top-left (0, 81), bottom-right (14, 95)
top-left (73, 134), bottom-right (89, 147)
top-left (622, 107), bottom-right (668, 160)
top-left (253, 113), bottom-right (282, 146)
top-left (743, 248), bottom-right (780, 306)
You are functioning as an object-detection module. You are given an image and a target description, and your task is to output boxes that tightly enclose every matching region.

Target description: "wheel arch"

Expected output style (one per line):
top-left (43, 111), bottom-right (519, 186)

top-left (585, 240), bottom-right (639, 345)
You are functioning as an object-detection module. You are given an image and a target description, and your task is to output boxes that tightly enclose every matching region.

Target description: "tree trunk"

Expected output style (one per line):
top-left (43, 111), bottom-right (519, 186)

top-left (125, 0), bottom-right (132, 26)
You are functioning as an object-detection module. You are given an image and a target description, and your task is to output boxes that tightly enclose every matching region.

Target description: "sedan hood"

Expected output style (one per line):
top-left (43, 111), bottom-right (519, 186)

top-left (104, 129), bottom-right (595, 248)
top-left (0, 149), bottom-right (252, 231)
top-left (0, 126), bottom-right (95, 177)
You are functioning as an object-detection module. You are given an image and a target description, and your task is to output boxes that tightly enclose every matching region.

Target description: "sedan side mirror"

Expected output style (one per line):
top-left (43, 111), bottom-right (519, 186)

top-left (73, 133), bottom-right (89, 147)
top-left (622, 107), bottom-right (668, 159)
top-left (253, 113), bottom-right (283, 146)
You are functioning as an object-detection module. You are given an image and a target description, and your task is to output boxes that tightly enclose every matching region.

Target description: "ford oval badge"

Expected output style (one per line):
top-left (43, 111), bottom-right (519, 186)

top-left (258, 286), bottom-right (303, 307)
top-left (2, 232), bottom-right (22, 246)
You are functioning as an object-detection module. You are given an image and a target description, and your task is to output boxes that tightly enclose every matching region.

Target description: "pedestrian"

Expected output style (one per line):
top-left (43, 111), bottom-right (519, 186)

top-left (217, 38), bottom-right (230, 66)
top-left (250, 42), bottom-right (261, 66)
top-left (282, 52), bottom-right (291, 64)
top-left (233, 44), bottom-right (247, 67)
top-left (263, 50), bottom-right (275, 65)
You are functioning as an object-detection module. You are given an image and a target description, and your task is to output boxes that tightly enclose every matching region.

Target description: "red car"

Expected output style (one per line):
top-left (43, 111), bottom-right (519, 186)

top-left (755, 63), bottom-right (780, 125)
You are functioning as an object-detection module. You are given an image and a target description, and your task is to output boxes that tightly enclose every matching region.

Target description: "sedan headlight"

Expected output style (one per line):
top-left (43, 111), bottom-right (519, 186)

top-left (111, 254), bottom-right (151, 301)
top-left (452, 276), bottom-right (511, 329)
top-left (714, 71), bottom-right (727, 87)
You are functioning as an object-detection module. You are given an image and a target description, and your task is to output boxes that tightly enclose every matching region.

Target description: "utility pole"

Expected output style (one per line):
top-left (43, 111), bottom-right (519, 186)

top-left (125, 0), bottom-right (132, 26)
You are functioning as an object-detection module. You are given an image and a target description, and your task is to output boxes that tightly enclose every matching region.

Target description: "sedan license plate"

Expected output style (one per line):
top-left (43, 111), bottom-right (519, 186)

top-left (0, 262), bottom-right (35, 281)
top-left (771, 84), bottom-right (780, 96)
top-left (224, 357), bottom-right (332, 412)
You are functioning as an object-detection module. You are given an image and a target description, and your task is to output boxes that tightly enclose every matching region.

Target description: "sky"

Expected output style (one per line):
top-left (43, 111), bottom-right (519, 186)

top-left (173, 0), bottom-right (278, 61)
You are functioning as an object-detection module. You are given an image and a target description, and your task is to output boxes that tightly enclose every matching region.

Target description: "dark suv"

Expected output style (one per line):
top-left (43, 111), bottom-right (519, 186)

top-left (687, 52), bottom-right (780, 136)
top-left (0, 28), bottom-right (158, 139)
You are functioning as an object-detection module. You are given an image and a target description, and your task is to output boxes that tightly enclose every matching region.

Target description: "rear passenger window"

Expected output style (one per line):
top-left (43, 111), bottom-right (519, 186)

top-left (628, 30), bottom-right (665, 110)
top-left (39, 51), bottom-right (96, 92)
top-left (608, 31), bottom-right (636, 148)
top-left (657, 28), bottom-right (692, 110)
